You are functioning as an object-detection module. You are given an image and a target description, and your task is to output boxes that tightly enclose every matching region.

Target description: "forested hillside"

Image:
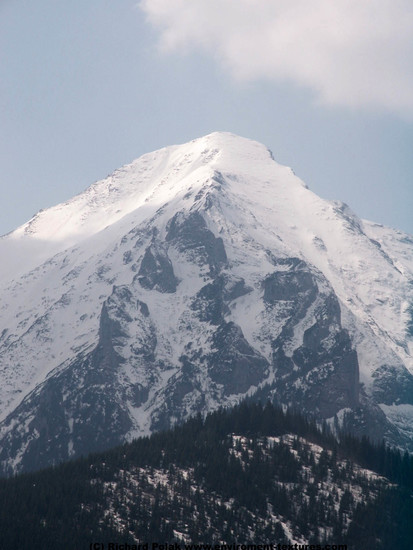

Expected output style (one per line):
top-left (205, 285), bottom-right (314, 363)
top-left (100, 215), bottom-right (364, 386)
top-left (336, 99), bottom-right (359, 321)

top-left (0, 402), bottom-right (412, 549)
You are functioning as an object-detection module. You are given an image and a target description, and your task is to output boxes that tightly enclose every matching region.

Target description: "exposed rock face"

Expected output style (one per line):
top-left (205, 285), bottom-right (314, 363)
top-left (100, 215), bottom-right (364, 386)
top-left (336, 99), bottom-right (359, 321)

top-left (0, 285), bottom-right (157, 474)
top-left (1, 232), bottom-right (364, 474)
top-left (137, 242), bottom-right (178, 293)
top-left (208, 321), bottom-right (269, 395)
top-left (371, 364), bottom-right (413, 405)
top-left (0, 132), bottom-right (412, 474)
top-left (263, 258), bottom-right (317, 303)
top-left (258, 259), bottom-right (359, 419)
top-left (166, 211), bottom-right (227, 275)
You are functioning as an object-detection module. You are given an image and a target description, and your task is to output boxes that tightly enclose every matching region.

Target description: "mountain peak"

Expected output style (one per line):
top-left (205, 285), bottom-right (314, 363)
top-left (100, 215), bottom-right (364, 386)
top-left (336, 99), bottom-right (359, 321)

top-left (0, 133), bottom-right (302, 280)
top-left (11, 133), bottom-right (277, 240)
top-left (185, 130), bottom-right (275, 162)
top-left (1, 133), bottom-right (412, 474)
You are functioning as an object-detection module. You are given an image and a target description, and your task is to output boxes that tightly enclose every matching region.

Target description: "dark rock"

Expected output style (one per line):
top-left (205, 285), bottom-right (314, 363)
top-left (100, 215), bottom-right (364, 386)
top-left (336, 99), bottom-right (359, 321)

top-left (208, 322), bottom-right (269, 395)
top-left (263, 259), bottom-right (359, 418)
top-left (136, 243), bottom-right (178, 293)
top-left (222, 274), bottom-right (252, 301)
top-left (129, 384), bottom-right (149, 407)
top-left (371, 364), bottom-right (413, 406)
top-left (263, 258), bottom-right (317, 304)
top-left (191, 274), bottom-right (251, 324)
top-left (166, 211), bottom-right (227, 274)
top-left (191, 278), bottom-right (226, 325)
top-left (0, 351), bottom-right (133, 474)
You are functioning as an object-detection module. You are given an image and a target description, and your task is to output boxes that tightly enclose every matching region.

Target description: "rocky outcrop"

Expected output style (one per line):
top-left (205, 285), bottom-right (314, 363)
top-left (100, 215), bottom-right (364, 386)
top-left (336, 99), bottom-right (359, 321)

top-left (207, 322), bottom-right (269, 395)
top-left (259, 259), bottom-right (360, 418)
top-left (137, 242), bottom-right (178, 293)
top-left (0, 285), bottom-right (157, 474)
top-left (166, 211), bottom-right (227, 274)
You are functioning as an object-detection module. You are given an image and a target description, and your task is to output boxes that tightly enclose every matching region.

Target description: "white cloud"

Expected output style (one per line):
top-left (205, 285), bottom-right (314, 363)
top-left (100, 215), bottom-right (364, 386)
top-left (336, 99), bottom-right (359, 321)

top-left (139, 0), bottom-right (413, 116)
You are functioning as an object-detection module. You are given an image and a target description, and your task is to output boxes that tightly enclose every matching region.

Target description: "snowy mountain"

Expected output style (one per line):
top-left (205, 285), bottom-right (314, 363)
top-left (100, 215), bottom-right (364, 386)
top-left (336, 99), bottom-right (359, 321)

top-left (0, 132), bottom-right (412, 474)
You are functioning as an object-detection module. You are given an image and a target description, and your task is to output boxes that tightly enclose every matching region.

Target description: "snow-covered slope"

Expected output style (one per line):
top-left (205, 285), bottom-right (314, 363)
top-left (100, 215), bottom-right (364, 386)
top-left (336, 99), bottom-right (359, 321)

top-left (0, 132), bottom-right (412, 474)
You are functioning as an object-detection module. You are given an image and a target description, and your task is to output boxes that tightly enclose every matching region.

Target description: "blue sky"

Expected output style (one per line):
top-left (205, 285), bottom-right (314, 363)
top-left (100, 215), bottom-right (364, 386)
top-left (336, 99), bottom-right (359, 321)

top-left (1, 0), bottom-right (412, 236)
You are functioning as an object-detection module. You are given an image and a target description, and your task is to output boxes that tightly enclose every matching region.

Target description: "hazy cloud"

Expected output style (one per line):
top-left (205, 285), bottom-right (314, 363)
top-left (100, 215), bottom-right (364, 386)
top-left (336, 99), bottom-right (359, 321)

top-left (140, 0), bottom-right (413, 116)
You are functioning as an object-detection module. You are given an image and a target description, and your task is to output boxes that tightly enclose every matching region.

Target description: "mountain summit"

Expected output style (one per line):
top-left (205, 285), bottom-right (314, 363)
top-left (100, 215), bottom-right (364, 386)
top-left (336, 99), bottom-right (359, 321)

top-left (1, 132), bottom-right (412, 474)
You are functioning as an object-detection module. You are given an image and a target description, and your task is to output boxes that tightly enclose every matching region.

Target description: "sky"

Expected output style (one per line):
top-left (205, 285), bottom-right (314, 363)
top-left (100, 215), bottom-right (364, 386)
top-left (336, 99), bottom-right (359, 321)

top-left (1, 0), bottom-right (412, 237)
